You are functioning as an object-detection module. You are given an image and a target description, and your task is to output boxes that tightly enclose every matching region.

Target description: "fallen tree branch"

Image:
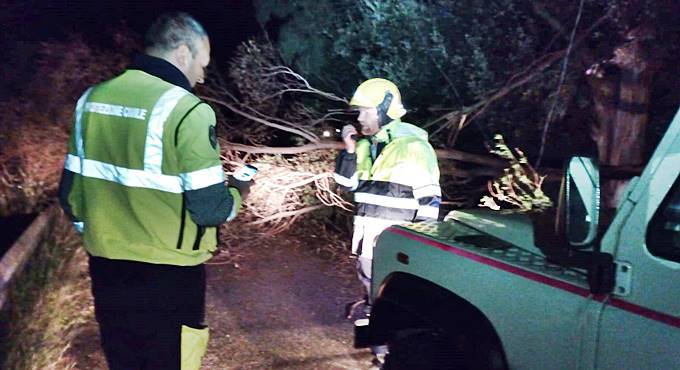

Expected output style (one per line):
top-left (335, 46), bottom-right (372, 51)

top-left (479, 135), bottom-right (553, 212)
top-left (259, 66), bottom-right (348, 103)
top-left (220, 139), bottom-right (344, 154)
top-left (434, 148), bottom-right (507, 168)
top-left (439, 165), bottom-right (503, 178)
top-left (472, 12), bottom-right (610, 124)
top-left (204, 96), bottom-right (320, 143)
top-left (428, 11), bottom-right (612, 139)
top-left (221, 139), bottom-right (509, 169)
top-left (248, 204), bottom-right (326, 225)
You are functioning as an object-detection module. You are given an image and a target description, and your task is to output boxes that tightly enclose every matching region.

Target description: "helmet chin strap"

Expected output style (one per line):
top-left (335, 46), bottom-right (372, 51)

top-left (376, 91), bottom-right (393, 127)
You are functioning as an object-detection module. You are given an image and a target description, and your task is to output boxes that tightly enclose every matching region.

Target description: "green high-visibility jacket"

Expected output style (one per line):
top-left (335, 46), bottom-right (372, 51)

top-left (62, 69), bottom-right (240, 266)
top-left (334, 119), bottom-right (441, 221)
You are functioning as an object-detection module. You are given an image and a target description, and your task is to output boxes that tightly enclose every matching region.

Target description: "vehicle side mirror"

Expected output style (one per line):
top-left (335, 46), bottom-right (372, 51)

top-left (564, 157), bottom-right (600, 247)
top-left (532, 157), bottom-right (614, 294)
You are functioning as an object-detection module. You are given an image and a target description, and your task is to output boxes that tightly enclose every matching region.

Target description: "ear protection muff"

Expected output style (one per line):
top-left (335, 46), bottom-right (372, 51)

top-left (376, 91), bottom-right (393, 126)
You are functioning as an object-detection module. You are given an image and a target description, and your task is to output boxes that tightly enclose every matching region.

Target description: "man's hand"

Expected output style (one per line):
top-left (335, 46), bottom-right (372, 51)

top-left (228, 176), bottom-right (252, 200)
top-left (341, 125), bottom-right (358, 153)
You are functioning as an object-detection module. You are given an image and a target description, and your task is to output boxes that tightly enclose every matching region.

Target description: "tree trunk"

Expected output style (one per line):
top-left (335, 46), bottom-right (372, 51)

top-left (586, 25), bottom-right (657, 210)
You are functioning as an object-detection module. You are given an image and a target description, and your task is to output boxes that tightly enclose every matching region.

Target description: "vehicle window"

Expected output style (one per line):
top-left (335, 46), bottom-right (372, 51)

top-left (646, 176), bottom-right (680, 262)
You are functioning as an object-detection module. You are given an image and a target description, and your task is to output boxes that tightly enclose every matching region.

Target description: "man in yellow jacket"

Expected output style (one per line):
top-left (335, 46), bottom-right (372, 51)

top-left (335, 78), bottom-right (441, 367)
top-left (58, 12), bottom-right (249, 370)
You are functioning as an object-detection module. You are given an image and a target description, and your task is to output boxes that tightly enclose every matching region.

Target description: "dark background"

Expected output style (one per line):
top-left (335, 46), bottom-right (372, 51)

top-left (0, 0), bottom-right (260, 96)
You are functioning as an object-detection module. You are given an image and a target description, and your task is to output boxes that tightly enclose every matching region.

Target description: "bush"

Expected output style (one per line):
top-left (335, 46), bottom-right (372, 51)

top-left (0, 29), bottom-right (139, 216)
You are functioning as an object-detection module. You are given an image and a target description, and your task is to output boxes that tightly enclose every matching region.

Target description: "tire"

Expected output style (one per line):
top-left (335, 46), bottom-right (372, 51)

top-left (383, 327), bottom-right (506, 370)
top-left (382, 328), bottom-right (462, 370)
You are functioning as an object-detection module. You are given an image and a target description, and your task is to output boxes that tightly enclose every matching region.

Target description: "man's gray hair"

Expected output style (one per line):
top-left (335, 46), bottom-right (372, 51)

top-left (145, 12), bottom-right (208, 56)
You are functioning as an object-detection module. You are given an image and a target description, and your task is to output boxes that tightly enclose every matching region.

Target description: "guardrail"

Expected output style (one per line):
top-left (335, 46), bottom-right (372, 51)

top-left (0, 205), bottom-right (57, 311)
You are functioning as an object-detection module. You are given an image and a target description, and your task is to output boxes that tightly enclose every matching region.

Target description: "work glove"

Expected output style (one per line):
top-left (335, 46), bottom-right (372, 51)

top-left (341, 124), bottom-right (358, 153)
top-left (227, 176), bottom-right (252, 201)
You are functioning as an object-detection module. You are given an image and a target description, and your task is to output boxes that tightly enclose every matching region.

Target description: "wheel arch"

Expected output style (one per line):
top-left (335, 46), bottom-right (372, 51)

top-left (370, 272), bottom-right (508, 365)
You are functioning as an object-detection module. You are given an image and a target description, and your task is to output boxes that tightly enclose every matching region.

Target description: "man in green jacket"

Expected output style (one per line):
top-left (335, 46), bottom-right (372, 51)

top-left (335, 78), bottom-right (441, 368)
top-left (58, 12), bottom-right (249, 370)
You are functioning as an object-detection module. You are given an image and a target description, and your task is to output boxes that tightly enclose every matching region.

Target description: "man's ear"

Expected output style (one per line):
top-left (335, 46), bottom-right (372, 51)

top-left (175, 44), bottom-right (192, 68)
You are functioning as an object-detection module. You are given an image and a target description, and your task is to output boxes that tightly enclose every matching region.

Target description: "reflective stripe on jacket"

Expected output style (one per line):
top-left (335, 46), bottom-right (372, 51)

top-left (334, 119), bottom-right (441, 222)
top-left (64, 69), bottom-right (237, 266)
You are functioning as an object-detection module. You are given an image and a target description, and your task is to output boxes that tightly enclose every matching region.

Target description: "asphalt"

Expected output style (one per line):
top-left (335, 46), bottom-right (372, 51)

top-left (202, 235), bottom-right (371, 369)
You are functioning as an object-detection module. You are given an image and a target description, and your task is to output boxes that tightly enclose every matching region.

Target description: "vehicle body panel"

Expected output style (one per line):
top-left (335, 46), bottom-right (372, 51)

top-left (374, 223), bottom-right (598, 369)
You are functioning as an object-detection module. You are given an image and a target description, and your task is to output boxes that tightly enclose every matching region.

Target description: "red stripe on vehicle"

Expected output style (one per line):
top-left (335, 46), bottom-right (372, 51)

top-left (387, 227), bottom-right (680, 329)
top-left (607, 297), bottom-right (680, 328)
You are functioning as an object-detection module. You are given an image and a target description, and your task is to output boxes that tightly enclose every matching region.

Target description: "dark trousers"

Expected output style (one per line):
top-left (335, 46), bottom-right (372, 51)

top-left (88, 256), bottom-right (206, 370)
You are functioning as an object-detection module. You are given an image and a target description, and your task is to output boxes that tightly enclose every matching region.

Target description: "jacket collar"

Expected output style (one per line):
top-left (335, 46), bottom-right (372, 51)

top-left (372, 119), bottom-right (429, 143)
top-left (128, 53), bottom-right (192, 91)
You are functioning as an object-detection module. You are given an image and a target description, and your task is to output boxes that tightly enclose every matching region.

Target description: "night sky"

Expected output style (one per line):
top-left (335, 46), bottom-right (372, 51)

top-left (1, 0), bottom-right (260, 95)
